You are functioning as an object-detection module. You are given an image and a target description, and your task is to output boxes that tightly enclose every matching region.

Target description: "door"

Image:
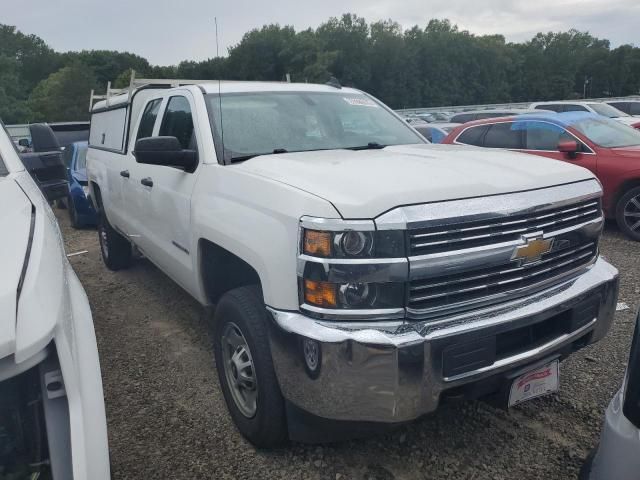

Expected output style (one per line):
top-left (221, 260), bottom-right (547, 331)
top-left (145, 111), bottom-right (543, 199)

top-left (127, 93), bottom-right (201, 294)
top-left (120, 97), bottom-right (163, 236)
top-left (517, 120), bottom-right (597, 174)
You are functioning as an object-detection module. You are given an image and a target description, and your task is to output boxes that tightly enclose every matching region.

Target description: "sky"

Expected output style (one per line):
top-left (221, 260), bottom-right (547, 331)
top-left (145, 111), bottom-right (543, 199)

top-left (3, 0), bottom-right (639, 66)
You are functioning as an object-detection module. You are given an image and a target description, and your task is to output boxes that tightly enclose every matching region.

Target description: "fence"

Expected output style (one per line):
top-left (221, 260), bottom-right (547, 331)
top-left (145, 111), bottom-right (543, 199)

top-left (396, 95), bottom-right (640, 115)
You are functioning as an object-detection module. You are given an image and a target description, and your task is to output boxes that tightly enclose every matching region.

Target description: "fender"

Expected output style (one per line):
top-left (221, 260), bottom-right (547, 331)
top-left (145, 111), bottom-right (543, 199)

top-left (190, 164), bottom-right (339, 310)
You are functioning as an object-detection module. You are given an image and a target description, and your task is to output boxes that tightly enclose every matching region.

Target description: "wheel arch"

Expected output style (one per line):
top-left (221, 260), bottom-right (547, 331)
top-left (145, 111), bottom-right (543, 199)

top-left (612, 176), bottom-right (640, 216)
top-left (198, 238), bottom-right (264, 305)
top-left (89, 181), bottom-right (102, 213)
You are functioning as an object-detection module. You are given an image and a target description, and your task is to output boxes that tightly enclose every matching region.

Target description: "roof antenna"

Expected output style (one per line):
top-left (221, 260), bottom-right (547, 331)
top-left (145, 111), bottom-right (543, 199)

top-left (215, 17), bottom-right (226, 163)
top-left (326, 76), bottom-right (342, 89)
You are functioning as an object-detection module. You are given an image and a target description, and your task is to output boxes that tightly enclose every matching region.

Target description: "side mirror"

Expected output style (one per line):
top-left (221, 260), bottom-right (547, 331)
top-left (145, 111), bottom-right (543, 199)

top-left (558, 140), bottom-right (579, 159)
top-left (18, 138), bottom-right (31, 147)
top-left (134, 136), bottom-right (198, 172)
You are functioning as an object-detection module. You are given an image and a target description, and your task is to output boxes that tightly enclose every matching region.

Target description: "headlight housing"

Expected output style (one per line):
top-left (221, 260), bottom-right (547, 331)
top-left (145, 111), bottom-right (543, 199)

top-left (298, 218), bottom-right (407, 318)
top-left (301, 228), bottom-right (405, 258)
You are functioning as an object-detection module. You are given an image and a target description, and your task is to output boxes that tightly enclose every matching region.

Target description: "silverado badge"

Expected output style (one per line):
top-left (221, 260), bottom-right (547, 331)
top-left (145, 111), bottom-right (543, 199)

top-left (512, 236), bottom-right (554, 265)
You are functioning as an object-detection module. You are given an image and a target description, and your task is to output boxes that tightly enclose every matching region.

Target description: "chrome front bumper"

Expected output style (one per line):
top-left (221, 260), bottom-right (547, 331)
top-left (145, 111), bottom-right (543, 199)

top-left (268, 257), bottom-right (619, 423)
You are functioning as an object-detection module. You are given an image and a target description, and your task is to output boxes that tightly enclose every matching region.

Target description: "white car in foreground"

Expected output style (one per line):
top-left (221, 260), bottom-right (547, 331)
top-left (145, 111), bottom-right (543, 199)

top-left (0, 123), bottom-right (109, 479)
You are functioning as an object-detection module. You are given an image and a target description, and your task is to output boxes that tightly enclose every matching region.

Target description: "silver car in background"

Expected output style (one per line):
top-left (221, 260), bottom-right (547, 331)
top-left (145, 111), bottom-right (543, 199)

top-left (581, 307), bottom-right (640, 480)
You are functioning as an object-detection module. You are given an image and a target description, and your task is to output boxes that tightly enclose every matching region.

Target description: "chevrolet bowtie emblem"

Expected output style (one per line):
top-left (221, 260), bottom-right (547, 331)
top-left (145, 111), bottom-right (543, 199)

top-left (512, 237), bottom-right (554, 264)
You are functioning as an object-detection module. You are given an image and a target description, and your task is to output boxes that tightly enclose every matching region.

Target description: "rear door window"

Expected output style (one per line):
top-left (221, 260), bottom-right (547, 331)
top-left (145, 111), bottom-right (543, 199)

top-left (630, 103), bottom-right (640, 116)
top-left (483, 122), bottom-right (524, 149)
top-left (456, 125), bottom-right (490, 146)
top-left (159, 96), bottom-right (196, 150)
top-left (136, 98), bottom-right (163, 141)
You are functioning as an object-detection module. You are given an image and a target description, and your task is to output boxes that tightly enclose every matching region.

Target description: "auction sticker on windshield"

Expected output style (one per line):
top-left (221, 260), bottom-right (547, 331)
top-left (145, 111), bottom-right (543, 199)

top-left (343, 97), bottom-right (378, 107)
top-left (508, 360), bottom-right (559, 407)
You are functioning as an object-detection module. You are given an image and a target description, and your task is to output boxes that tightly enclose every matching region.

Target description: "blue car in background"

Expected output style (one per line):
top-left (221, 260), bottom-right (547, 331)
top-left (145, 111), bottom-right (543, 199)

top-left (62, 141), bottom-right (97, 228)
top-left (413, 124), bottom-right (449, 143)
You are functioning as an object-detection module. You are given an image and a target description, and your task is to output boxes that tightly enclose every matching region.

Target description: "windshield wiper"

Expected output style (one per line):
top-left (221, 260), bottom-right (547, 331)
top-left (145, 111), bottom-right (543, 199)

top-left (347, 142), bottom-right (387, 151)
top-left (229, 148), bottom-right (289, 163)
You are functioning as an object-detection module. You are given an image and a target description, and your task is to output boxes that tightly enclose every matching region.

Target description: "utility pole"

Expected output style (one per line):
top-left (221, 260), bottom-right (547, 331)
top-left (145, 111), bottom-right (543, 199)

top-left (583, 76), bottom-right (591, 99)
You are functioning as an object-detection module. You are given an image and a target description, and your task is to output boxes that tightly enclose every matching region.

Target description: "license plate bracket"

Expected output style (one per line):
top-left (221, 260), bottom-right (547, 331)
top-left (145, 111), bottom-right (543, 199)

top-left (508, 360), bottom-right (559, 407)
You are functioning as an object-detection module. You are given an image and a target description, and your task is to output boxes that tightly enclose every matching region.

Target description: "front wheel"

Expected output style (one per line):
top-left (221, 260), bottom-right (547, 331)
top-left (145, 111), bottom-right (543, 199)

top-left (213, 286), bottom-right (287, 448)
top-left (98, 211), bottom-right (132, 270)
top-left (616, 186), bottom-right (640, 241)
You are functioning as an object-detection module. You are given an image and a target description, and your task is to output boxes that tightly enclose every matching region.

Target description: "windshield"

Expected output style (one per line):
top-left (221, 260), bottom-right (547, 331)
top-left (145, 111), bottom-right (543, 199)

top-left (76, 144), bottom-right (88, 169)
top-left (1, 124), bottom-right (11, 176)
top-left (588, 103), bottom-right (629, 118)
top-left (571, 116), bottom-right (640, 148)
top-left (205, 91), bottom-right (424, 162)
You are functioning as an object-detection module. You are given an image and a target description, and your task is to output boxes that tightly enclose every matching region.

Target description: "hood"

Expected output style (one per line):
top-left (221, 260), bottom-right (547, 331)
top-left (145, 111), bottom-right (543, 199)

top-left (615, 117), bottom-right (640, 127)
top-left (0, 177), bottom-right (33, 358)
top-left (236, 144), bottom-right (595, 218)
top-left (73, 167), bottom-right (88, 183)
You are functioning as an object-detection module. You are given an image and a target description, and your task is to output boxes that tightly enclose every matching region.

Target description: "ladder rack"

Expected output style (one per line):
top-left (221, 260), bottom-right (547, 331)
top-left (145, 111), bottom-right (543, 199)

top-left (88, 70), bottom-right (218, 111)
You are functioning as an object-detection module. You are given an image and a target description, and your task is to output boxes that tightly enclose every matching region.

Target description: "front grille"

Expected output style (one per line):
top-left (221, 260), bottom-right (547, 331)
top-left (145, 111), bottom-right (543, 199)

top-left (409, 199), bottom-right (601, 256)
top-left (408, 240), bottom-right (598, 313)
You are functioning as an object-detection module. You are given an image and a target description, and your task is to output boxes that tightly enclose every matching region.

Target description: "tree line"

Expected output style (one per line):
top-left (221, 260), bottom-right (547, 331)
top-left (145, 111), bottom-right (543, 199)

top-left (2, 14), bottom-right (640, 124)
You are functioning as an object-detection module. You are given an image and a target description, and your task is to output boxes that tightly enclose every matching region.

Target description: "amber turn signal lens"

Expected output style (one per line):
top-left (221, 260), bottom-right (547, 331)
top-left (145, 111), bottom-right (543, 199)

top-left (303, 230), bottom-right (332, 257)
top-left (304, 279), bottom-right (337, 308)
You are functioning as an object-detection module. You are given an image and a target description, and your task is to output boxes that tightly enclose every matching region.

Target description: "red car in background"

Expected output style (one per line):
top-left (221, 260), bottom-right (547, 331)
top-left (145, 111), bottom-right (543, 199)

top-left (442, 112), bottom-right (640, 240)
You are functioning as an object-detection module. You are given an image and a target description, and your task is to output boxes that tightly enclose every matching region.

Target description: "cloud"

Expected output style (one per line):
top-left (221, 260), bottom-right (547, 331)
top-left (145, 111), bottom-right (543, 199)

top-left (3, 0), bottom-right (638, 65)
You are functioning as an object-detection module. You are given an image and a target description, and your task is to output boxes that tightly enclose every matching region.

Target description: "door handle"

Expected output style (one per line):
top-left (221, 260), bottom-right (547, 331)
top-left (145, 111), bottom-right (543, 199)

top-left (120, 170), bottom-right (130, 178)
top-left (141, 177), bottom-right (153, 187)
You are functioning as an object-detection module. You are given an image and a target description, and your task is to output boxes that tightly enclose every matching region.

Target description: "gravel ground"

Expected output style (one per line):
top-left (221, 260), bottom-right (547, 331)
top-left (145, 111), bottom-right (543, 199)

top-left (58, 209), bottom-right (640, 480)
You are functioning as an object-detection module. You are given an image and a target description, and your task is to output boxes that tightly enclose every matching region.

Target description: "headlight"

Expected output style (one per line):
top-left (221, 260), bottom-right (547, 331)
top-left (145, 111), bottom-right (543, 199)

top-left (301, 228), bottom-right (405, 258)
top-left (339, 282), bottom-right (374, 307)
top-left (298, 218), bottom-right (407, 317)
top-left (302, 279), bottom-right (404, 310)
top-left (336, 231), bottom-right (373, 256)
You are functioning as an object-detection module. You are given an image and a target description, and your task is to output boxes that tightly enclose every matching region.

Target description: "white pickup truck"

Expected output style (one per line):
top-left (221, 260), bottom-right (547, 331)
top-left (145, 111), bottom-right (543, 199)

top-left (87, 79), bottom-right (619, 447)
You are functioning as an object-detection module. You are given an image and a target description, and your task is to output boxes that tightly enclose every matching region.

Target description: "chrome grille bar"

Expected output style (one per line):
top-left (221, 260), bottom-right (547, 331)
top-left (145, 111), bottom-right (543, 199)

top-left (410, 199), bottom-right (600, 255)
top-left (408, 242), bottom-right (597, 311)
top-left (409, 243), bottom-right (594, 293)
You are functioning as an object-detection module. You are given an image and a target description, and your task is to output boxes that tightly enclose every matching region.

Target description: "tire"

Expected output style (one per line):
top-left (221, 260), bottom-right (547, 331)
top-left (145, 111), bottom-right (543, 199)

top-left (615, 186), bottom-right (640, 241)
top-left (68, 197), bottom-right (80, 229)
top-left (98, 211), bottom-right (132, 270)
top-left (212, 285), bottom-right (287, 448)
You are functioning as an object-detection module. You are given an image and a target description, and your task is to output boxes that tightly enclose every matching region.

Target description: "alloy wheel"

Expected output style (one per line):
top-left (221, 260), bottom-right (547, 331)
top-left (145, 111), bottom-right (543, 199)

top-left (623, 194), bottom-right (640, 234)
